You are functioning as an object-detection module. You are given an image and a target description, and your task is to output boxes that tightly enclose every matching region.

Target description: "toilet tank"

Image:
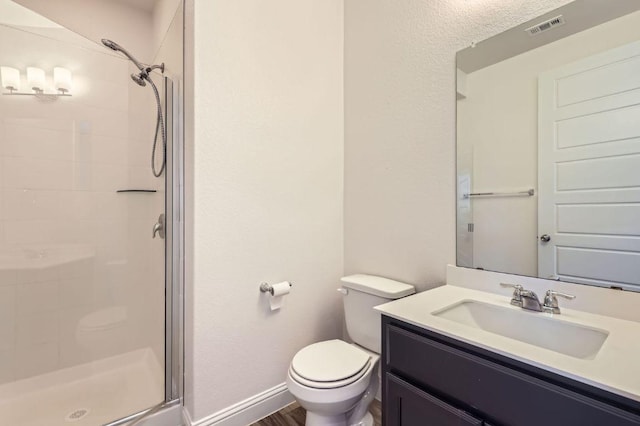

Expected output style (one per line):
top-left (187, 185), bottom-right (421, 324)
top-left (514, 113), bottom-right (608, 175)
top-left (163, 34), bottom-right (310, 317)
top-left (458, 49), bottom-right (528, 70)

top-left (341, 274), bottom-right (415, 354)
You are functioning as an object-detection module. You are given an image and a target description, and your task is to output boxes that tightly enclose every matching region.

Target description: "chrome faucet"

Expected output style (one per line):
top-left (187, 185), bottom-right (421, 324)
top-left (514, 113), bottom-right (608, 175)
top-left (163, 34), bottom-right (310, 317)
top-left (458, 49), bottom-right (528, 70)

top-left (501, 283), bottom-right (542, 311)
top-left (520, 289), bottom-right (543, 312)
top-left (500, 283), bottom-right (575, 314)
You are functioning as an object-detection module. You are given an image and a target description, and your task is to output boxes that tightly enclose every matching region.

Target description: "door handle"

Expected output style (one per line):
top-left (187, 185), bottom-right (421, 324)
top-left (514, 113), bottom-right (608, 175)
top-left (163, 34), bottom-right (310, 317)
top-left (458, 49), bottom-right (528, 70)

top-left (153, 214), bottom-right (165, 239)
top-left (540, 234), bottom-right (551, 243)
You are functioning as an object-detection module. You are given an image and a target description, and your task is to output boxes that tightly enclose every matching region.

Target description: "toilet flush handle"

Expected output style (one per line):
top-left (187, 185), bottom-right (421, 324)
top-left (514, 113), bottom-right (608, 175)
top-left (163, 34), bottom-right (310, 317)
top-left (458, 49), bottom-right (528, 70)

top-left (337, 288), bottom-right (348, 295)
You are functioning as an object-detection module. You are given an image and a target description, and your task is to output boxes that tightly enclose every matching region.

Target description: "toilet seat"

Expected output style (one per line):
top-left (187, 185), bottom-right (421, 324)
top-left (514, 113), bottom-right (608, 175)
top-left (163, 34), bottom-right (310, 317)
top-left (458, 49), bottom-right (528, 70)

top-left (289, 359), bottom-right (371, 389)
top-left (290, 340), bottom-right (372, 389)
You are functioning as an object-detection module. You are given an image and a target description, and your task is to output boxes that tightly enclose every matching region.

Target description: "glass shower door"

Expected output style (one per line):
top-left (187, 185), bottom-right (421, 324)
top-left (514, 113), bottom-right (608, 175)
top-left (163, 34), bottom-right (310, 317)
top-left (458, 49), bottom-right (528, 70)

top-left (0, 3), bottom-right (174, 424)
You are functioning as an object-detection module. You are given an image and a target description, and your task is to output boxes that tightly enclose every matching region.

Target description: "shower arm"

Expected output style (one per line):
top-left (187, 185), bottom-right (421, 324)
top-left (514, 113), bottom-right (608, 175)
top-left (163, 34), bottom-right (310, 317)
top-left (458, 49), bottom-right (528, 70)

top-left (146, 64), bottom-right (165, 73)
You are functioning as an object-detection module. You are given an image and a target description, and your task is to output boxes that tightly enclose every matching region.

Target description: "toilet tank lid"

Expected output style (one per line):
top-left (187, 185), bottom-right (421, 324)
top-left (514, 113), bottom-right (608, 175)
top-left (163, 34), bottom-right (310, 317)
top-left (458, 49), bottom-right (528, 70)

top-left (340, 274), bottom-right (415, 299)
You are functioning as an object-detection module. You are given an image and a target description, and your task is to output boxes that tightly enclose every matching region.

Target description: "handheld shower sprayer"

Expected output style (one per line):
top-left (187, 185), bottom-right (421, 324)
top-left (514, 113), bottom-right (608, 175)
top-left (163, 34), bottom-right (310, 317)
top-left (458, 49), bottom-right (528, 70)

top-left (101, 39), bottom-right (145, 72)
top-left (101, 38), bottom-right (167, 177)
top-left (101, 39), bottom-right (165, 87)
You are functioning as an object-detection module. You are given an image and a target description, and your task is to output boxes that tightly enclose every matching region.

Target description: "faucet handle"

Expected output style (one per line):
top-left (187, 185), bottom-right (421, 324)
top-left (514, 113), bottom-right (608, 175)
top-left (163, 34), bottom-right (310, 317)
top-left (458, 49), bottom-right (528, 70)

top-left (500, 283), bottom-right (523, 290)
top-left (500, 283), bottom-right (524, 306)
top-left (543, 290), bottom-right (575, 314)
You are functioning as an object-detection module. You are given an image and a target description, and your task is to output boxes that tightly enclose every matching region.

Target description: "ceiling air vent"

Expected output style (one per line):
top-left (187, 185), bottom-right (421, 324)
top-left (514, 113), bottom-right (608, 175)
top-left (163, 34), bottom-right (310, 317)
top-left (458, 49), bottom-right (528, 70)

top-left (525, 15), bottom-right (565, 36)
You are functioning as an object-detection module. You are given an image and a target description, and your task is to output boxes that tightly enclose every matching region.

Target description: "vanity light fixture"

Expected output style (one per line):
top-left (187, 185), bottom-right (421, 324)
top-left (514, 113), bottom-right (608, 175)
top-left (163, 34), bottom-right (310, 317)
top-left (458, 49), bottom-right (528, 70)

top-left (1, 66), bottom-right (72, 98)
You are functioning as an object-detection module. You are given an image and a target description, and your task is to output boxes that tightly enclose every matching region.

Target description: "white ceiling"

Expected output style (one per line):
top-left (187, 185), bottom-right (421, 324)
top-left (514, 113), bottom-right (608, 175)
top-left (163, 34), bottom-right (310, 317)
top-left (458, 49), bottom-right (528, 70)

top-left (457, 0), bottom-right (640, 73)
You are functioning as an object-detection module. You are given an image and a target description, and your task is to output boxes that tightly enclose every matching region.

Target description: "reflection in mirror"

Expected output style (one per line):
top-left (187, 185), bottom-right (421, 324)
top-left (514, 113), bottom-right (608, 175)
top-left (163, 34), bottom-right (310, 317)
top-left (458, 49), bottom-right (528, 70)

top-left (456, 0), bottom-right (640, 291)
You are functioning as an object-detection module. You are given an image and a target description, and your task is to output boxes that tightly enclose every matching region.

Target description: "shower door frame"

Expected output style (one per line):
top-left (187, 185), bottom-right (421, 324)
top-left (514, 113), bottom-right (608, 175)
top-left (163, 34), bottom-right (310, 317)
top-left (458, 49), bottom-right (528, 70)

top-left (165, 75), bottom-right (183, 403)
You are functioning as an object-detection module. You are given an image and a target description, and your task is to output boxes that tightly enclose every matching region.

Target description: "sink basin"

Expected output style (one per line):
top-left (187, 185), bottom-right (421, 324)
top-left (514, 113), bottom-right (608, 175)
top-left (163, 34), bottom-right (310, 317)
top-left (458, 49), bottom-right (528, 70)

top-left (432, 300), bottom-right (609, 359)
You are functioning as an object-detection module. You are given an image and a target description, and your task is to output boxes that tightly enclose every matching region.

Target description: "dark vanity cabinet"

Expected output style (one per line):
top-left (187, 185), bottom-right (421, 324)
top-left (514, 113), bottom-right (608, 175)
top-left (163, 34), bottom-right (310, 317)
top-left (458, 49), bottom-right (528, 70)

top-left (381, 315), bottom-right (640, 426)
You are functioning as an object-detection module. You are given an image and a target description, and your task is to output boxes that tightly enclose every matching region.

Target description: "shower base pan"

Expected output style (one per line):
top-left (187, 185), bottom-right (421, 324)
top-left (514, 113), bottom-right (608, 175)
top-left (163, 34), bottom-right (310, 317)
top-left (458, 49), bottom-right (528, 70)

top-left (0, 348), bottom-right (163, 426)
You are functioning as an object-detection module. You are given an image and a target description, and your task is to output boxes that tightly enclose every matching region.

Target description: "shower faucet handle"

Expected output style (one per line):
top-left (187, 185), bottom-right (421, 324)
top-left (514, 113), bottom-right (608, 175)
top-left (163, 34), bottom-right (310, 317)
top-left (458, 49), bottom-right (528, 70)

top-left (153, 213), bottom-right (165, 239)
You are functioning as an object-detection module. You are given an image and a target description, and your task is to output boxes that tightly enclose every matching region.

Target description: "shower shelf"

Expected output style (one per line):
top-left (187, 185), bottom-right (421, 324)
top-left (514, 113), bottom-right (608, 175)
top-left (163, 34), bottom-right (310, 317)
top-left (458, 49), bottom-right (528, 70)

top-left (116, 189), bottom-right (157, 193)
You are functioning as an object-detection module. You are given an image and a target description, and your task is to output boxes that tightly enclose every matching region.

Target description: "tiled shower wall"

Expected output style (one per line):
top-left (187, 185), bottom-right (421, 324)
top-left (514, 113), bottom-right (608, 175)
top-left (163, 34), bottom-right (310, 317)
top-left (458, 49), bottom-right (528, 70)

top-left (0, 24), bottom-right (164, 383)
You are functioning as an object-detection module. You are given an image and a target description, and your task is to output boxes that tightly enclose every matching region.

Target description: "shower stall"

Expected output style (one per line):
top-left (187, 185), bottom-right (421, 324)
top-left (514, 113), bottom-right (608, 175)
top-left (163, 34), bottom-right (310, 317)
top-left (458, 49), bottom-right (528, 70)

top-left (0, 1), bottom-right (183, 425)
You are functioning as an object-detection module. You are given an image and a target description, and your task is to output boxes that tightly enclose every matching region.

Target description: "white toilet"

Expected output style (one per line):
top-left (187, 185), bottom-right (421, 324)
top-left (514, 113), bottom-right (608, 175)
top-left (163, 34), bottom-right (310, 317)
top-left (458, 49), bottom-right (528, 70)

top-left (76, 306), bottom-right (129, 358)
top-left (286, 274), bottom-right (415, 426)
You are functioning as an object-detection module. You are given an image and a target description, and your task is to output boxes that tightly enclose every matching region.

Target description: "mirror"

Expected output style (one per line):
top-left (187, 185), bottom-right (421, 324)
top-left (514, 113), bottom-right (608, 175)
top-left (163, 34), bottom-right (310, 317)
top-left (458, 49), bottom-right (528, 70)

top-left (456, 0), bottom-right (640, 291)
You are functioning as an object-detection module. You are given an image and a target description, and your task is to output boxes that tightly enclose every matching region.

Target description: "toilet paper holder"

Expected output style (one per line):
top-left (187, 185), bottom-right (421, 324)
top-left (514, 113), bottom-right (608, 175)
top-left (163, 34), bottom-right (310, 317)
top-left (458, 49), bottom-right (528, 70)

top-left (260, 281), bottom-right (292, 295)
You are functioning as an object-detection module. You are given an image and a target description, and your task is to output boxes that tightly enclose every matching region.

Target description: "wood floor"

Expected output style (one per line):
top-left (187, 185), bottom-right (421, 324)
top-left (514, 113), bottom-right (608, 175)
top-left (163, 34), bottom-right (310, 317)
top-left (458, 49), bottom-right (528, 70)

top-left (251, 400), bottom-right (382, 426)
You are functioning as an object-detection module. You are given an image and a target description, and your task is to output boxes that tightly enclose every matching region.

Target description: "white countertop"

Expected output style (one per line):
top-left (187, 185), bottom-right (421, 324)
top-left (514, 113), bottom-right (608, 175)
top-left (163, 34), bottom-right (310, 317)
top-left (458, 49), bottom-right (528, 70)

top-left (375, 284), bottom-right (640, 402)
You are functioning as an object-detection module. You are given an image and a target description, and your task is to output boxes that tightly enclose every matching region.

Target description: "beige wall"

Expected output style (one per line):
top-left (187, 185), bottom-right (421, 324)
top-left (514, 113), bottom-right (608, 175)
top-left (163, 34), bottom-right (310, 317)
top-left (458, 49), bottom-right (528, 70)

top-left (185, 0), bottom-right (344, 422)
top-left (458, 10), bottom-right (640, 276)
top-left (343, 0), bottom-right (575, 291)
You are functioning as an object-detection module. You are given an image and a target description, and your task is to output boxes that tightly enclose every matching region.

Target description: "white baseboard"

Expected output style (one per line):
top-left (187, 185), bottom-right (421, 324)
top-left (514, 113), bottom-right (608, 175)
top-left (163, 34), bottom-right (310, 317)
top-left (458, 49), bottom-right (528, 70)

top-left (186, 383), bottom-right (295, 426)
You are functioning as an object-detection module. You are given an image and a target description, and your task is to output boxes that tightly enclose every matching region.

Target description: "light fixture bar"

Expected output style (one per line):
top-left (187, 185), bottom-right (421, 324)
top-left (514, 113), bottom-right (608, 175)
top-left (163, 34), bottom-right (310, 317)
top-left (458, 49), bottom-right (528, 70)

top-left (3, 92), bottom-right (72, 97)
top-left (1, 66), bottom-right (72, 97)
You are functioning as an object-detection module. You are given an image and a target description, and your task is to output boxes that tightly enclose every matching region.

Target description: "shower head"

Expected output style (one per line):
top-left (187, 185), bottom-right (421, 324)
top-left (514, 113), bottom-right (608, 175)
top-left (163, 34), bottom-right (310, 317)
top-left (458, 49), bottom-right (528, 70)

top-left (131, 72), bottom-right (147, 87)
top-left (100, 38), bottom-right (120, 51)
top-left (101, 38), bottom-right (146, 72)
top-left (101, 38), bottom-right (166, 178)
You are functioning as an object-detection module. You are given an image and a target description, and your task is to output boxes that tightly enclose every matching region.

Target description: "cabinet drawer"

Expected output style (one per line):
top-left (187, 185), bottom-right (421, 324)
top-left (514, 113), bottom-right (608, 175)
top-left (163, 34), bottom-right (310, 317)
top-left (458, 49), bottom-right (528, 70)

top-left (385, 373), bottom-right (483, 426)
top-left (386, 324), bottom-right (640, 426)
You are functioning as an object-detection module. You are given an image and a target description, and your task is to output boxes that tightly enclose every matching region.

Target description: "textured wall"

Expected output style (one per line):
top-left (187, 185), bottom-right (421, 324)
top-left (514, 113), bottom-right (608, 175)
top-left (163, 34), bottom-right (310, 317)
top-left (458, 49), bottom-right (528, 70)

top-left (344, 0), bottom-right (574, 291)
top-left (186, 0), bottom-right (344, 421)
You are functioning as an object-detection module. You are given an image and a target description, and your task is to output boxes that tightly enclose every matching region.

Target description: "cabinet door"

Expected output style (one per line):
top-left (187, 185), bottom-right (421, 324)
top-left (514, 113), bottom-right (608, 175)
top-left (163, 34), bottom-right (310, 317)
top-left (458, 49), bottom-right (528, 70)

top-left (385, 374), bottom-right (482, 426)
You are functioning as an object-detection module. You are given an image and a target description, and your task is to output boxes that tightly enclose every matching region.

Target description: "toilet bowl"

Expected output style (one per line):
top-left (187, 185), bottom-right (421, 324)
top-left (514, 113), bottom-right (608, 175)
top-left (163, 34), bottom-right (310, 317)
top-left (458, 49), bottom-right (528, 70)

top-left (76, 306), bottom-right (129, 358)
top-left (286, 275), bottom-right (415, 426)
top-left (286, 340), bottom-right (379, 426)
